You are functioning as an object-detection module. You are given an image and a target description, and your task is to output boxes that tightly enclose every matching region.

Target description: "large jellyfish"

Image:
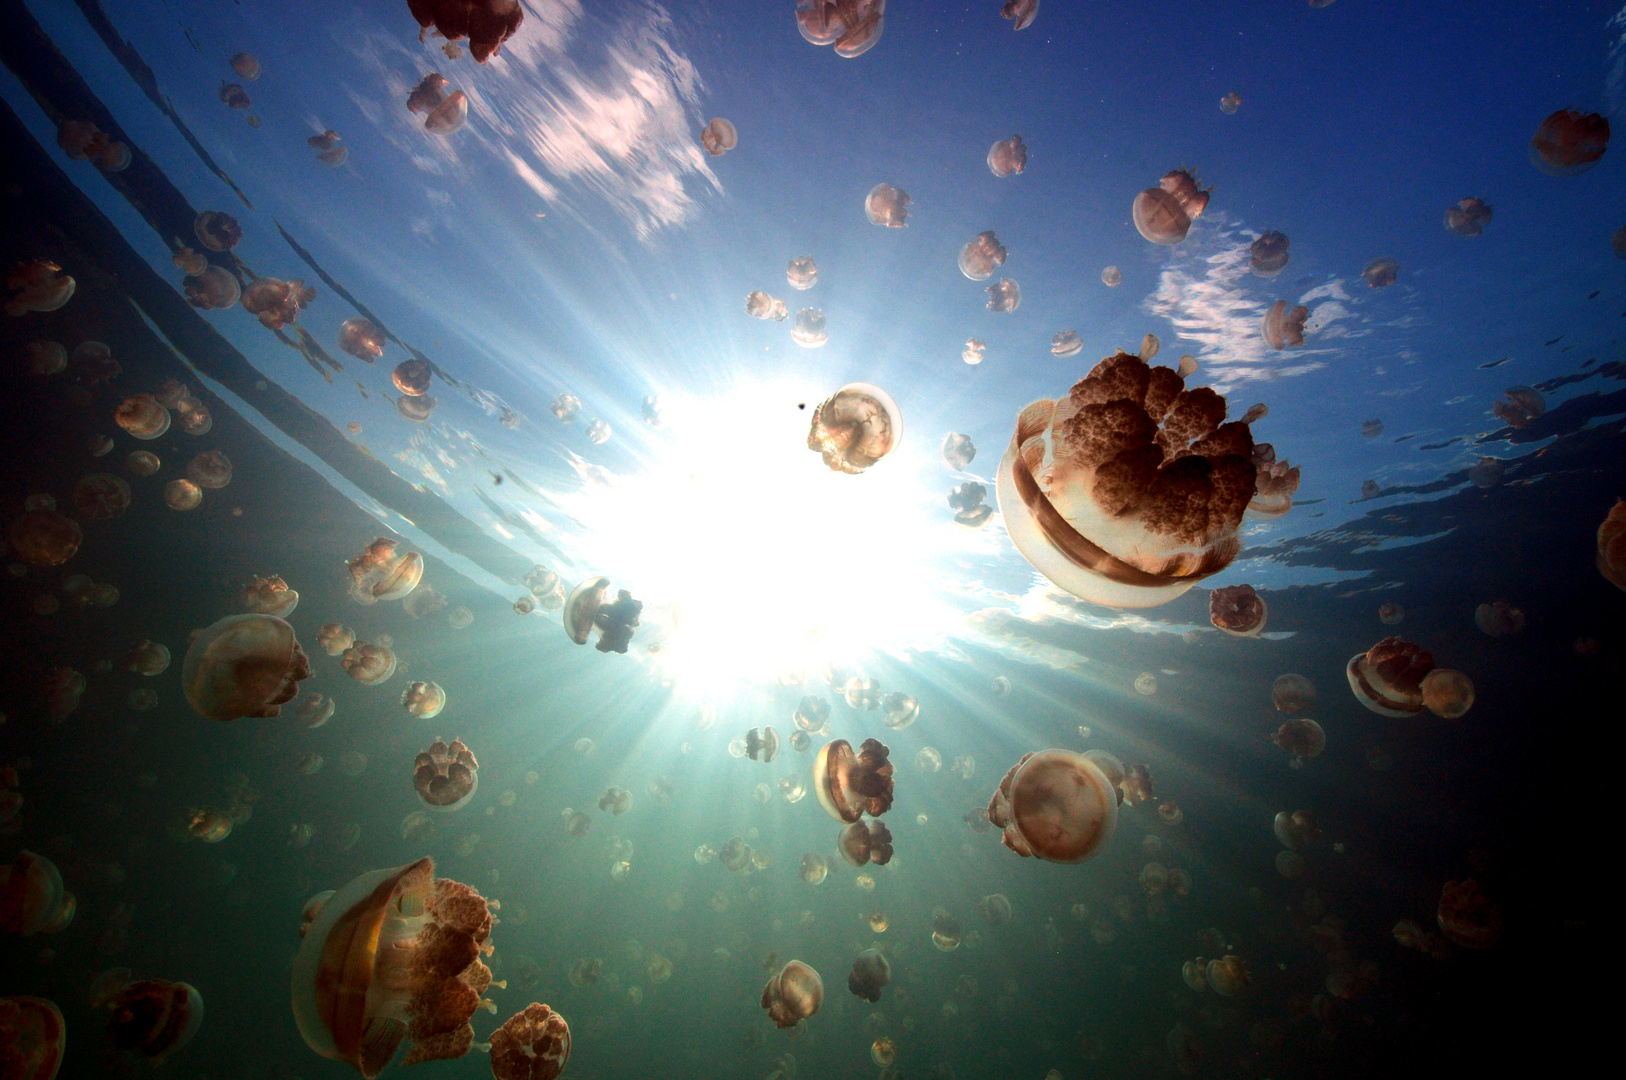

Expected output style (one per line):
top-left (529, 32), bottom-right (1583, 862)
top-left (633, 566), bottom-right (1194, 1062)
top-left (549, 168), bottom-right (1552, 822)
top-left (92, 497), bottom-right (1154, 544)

top-left (988, 134), bottom-right (1026, 176)
top-left (847, 949), bottom-right (890, 1002)
top-left (959, 231), bottom-right (1007, 280)
top-left (1598, 499), bottom-right (1626, 590)
top-left (796, 1), bottom-right (886, 59)
top-left (9, 508), bottom-right (80, 566)
top-left (407, 73), bottom-right (469, 135)
top-left (106, 979), bottom-right (202, 1060)
top-left (791, 308), bottom-right (828, 347)
top-left (414, 739), bottom-right (479, 811)
top-left (1437, 879), bottom-right (1502, 948)
top-left (347, 538), bottom-right (424, 604)
top-left (1249, 232), bottom-right (1290, 277)
top-left (1133, 170), bottom-right (1210, 245)
top-left (942, 431), bottom-right (976, 470)
top-left (0, 996), bottom-right (64, 1078)
top-left (563, 577), bottom-right (643, 653)
top-left (746, 293), bottom-right (790, 320)
top-left (701, 117), bottom-right (737, 156)
top-left (1529, 109), bottom-right (1609, 175)
top-left (864, 183), bottom-right (910, 227)
top-left (338, 318), bottom-right (386, 362)
top-left (342, 640), bottom-right (398, 685)
top-left (0, 851), bottom-right (76, 935)
top-left (986, 278), bottom-right (1021, 312)
top-left (985, 750), bottom-right (1117, 863)
top-left (1444, 198), bottom-right (1493, 238)
top-left (837, 819), bottom-right (894, 866)
top-left (182, 614), bottom-right (312, 721)
top-left (1209, 584), bottom-right (1266, 636)
top-left (407, 0), bottom-right (523, 62)
top-left (490, 1003), bottom-right (570, 1080)
top-left (813, 738), bottom-right (895, 823)
top-left (806, 383), bottom-right (902, 473)
top-left (761, 960), bottom-right (823, 1028)
top-left (1271, 719), bottom-right (1325, 764)
top-left (1261, 300), bottom-right (1308, 350)
top-left (292, 858), bottom-right (495, 1076)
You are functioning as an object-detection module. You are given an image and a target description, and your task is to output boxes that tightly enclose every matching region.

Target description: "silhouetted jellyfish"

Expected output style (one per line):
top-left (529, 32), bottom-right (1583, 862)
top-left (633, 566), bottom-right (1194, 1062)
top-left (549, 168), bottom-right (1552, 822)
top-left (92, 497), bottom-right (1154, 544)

top-left (1272, 719), bottom-right (1325, 766)
top-left (1209, 584), bottom-right (1266, 636)
top-left (106, 978), bottom-right (203, 1061)
top-left (9, 508), bottom-right (80, 566)
top-left (564, 811), bottom-right (590, 838)
top-left (958, 231), bottom-right (1007, 281)
top-left (1492, 386), bottom-right (1545, 429)
top-left (113, 394), bottom-right (171, 441)
top-left (341, 640), bottom-right (398, 685)
top-left (347, 538), bottom-right (423, 604)
top-left (1260, 299), bottom-right (1308, 350)
top-left (193, 211), bottom-right (242, 253)
top-left (171, 247), bottom-right (209, 276)
top-left (1445, 197), bottom-right (1493, 238)
top-left (1182, 958), bottom-right (1209, 992)
top-left (761, 960), bottom-right (823, 1028)
top-left (1475, 600), bottom-right (1524, 638)
top-left (794, 695), bottom-right (830, 732)
top-left (978, 893), bottom-right (1012, 925)
top-left (1219, 91), bottom-right (1242, 115)
top-left (71, 472), bottom-right (129, 520)
top-left (181, 614), bottom-right (312, 721)
top-left (20, 340), bottom-right (66, 376)
top-left (490, 1003), bottom-right (570, 1080)
top-left (1360, 257), bottom-right (1398, 288)
top-left (337, 317), bottom-right (386, 362)
top-left (814, 738), bottom-right (895, 823)
top-left (1346, 636), bottom-right (1436, 716)
top-left (1437, 879), bottom-right (1502, 949)
top-left (1001, 0), bottom-right (1039, 29)
top-left (1355, 419), bottom-right (1384, 442)
top-left (796, 1), bottom-right (886, 59)
top-left (297, 751), bottom-right (326, 777)
top-left (414, 739), bottom-right (480, 811)
top-left (807, 383), bottom-right (902, 473)
top-left (1421, 668), bottom-right (1474, 718)
top-left (791, 308), bottom-right (828, 347)
top-left (0, 852), bottom-right (75, 935)
top-left (1050, 331), bottom-right (1084, 358)
top-left (1205, 955), bottom-right (1248, 997)
top-left (292, 858), bottom-right (495, 1075)
top-left (962, 338), bottom-right (986, 365)
top-left (948, 481), bottom-right (993, 527)
top-left (562, 577), bottom-right (643, 653)
top-left (942, 431), bottom-right (976, 470)
top-left (241, 278), bottom-right (315, 330)
top-left (4, 259), bottom-right (75, 317)
top-left (987, 750), bottom-right (1117, 862)
top-left (240, 575), bottom-right (298, 617)
top-left (1359, 479), bottom-right (1382, 501)
top-left (881, 692), bottom-right (918, 730)
top-left (568, 957), bottom-right (602, 987)
top-left (393, 359), bottom-right (432, 397)
top-left (1373, 602), bottom-right (1404, 627)
top-left (1249, 231), bottom-right (1290, 277)
top-left (701, 117), bottom-right (737, 156)
top-left (1273, 809), bottom-right (1321, 853)
top-left (987, 134), bottom-right (1027, 177)
top-left (985, 278), bottom-right (1021, 312)
top-left (220, 81), bottom-right (251, 109)
top-left (744, 726), bottom-right (781, 763)
top-left (847, 948), bottom-right (890, 1002)
top-left (401, 681), bottom-right (447, 718)
top-left (407, 73), bottom-right (469, 135)
top-left (789, 730), bottom-right (811, 753)
top-left (864, 183), bottom-right (910, 227)
top-left (1133, 170), bottom-right (1210, 245)
top-left (1530, 109), bottom-right (1609, 175)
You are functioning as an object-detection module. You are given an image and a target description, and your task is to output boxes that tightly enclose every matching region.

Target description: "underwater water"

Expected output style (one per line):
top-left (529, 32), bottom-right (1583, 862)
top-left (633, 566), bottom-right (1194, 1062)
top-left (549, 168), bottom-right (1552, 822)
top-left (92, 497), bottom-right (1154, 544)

top-left (0, 0), bottom-right (1621, 1077)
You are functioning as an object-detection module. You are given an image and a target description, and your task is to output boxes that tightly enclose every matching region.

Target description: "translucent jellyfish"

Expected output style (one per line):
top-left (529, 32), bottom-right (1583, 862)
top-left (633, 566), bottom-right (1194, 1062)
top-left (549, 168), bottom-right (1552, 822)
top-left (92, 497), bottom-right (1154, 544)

top-left (791, 308), bottom-right (828, 348)
top-left (985, 278), bottom-right (1021, 312)
top-left (991, 675), bottom-right (1012, 696)
top-left (106, 979), bottom-right (203, 1060)
top-left (562, 577), bottom-right (643, 653)
top-left (988, 134), bottom-right (1027, 176)
top-left (864, 183), bottom-right (910, 227)
top-left (1444, 197), bottom-right (1493, 238)
top-left (949, 481), bottom-right (993, 527)
top-left (1261, 299), bottom-right (1308, 350)
top-left (1362, 257), bottom-right (1398, 288)
top-left (1249, 231), bottom-right (1290, 277)
top-left (1044, 332), bottom-right (1086, 361)
top-left (742, 290), bottom-right (791, 325)
top-left (761, 960), bottom-right (823, 1029)
top-left (745, 726), bottom-right (781, 763)
top-left (931, 908), bottom-right (962, 952)
top-left (401, 681), bottom-right (447, 718)
top-left (239, 574), bottom-right (298, 617)
top-left (1205, 955), bottom-right (1248, 996)
top-left (179, 265), bottom-right (240, 311)
top-left (942, 431), bottom-right (976, 470)
top-left (1371, 602), bottom-right (1404, 628)
top-left (841, 675), bottom-right (880, 710)
top-left (1273, 809), bottom-right (1320, 851)
top-left (292, 859), bottom-right (494, 1075)
top-left (338, 318), bottom-right (386, 362)
top-left (950, 755), bottom-right (975, 781)
top-left (799, 853), bottom-right (828, 884)
top-left (219, 80), bottom-right (251, 109)
top-left (1132, 671), bottom-right (1158, 697)
top-left (407, 73), bottom-right (469, 135)
top-left (112, 394), bottom-right (171, 441)
top-left (309, 131), bottom-right (347, 166)
top-left (297, 693), bottom-right (334, 730)
top-left (448, 606), bottom-right (473, 629)
top-left (962, 338), bottom-right (986, 365)
top-left (881, 692), bottom-right (918, 730)
top-left (1272, 718), bottom-right (1325, 764)
top-left (1469, 456), bottom-right (1505, 489)
top-left (847, 948), bottom-right (890, 1002)
top-left (9, 508), bottom-right (81, 566)
top-left (315, 623), bottom-right (355, 658)
top-left (569, 958), bottom-right (602, 986)
top-left (123, 639), bottom-right (170, 677)
top-left (806, 383), bottom-right (902, 473)
top-left (341, 640), bottom-right (397, 685)
top-left (1492, 386), bottom-right (1545, 429)
top-left (796, 0), bottom-right (887, 59)
top-left (781, 255), bottom-right (820, 294)
top-left (978, 893), bottom-right (1012, 925)
top-left (986, 750), bottom-right (1117, 863)
top-left (565, 811), bottom-right (590, 838)
top-left (1158, 800), bottom-right (1184, 826)
top-left (1269, 674), bottom-right (1315, 714)
top-left (1133, 170), bottom-right (1210, 245)
top-left (574, 737), bottom-right (596, 756)
top-left (1000, 0), bottom-right (1039, 29)
top-left (1182, 958), bottom-right (1208, 991)
top-left (414, 739), bottom-right (479, 811)
top-left (1346, 636), bottom-right (1435, 716)
top-left (1420, 668), bottom-right (1474, 719)
top-left (20, 340), bottom-right (66, 376)
top-left (490, 1003), bottom-right (570, 1080)
top-left (125, 450), bottom-right (161, 477)
top-left (1475, 600), bottom-right (1524, 638)
top-left (193, 211), bottom-right (243, 253)
top-left (297, 752), bottom-right (326, 777)
top-left (525, 566), bottom-right (568, 611)
top-left (0, 851), bottom-right (75, 935)
top-left (226, 51), bottom-right (260, 80)
top-left (347, 538), bottom-right (423, 604)
top-left (813, 738), bottom-right (895, 823)
top-left (551, 394), bottom-right (581, 422)
top-left (403, 585), bottom-right (448, 620)
top-left (1209, 583), bottom-right (1266, 636)
top-left (701, 117), bottom-right (737, 156)
top-left (182, 614), bottom-right (311, 721)
top-left (597, 787), bottom-right (631, 815)
top-left (1529, 109), bottom-right (1609, 175)
top-left (73, 473), bottom-right (130, 520)
top-left (1437, 879), bottom-right (1502, 949)
top-left (958, 231), bottom-right (1007, 280)
top-left (393, 359), bottom-right (432, 397)
top-left (241, 278), bottom-right (315, 330)
top-left (184, 450), bottom-right (231, 491)
top-left (3, 259), bottom-right (75, 317)
top-left (1599, 499), bottom-right (1626, 589)
top-left (1219, 91), bottom-right (1242, 115)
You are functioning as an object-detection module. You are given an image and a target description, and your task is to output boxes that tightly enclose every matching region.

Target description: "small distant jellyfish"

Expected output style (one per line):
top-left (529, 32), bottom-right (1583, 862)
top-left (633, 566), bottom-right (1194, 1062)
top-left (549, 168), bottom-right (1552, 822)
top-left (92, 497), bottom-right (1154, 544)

top-left (1134, 672), bottom-right (1157, 696)
top-left (978, 892), bottom-right (1012, 924)
top-left (1469, 456), bottom-right (1505, 489)
top-left (4, 259), bottom-right (75, 316)
top-left (563, 577), bottom-right (643, 653)
top-left (1051, 331), bottom-right (1084, 358)
top-left (701, 117), bottom-right (737, 157)
top-left (917, 746), bottom-right (943, 773)
top-left (308, 131), bottom-right (347, 167)
top-left (785, 255), bottom-right (819, 292)
top-left (806, 382), bottom-right (902, 473)
top-left (402, 681), bottom-right (447, 719)
top-left (1272, 719), bottom-right (1325, 765)
top-left (986, 278), bottom-right (1020, 312)
top-left (586, 418), bottom-right (611, 444)
top-left (991, 675), bottom-right (1011, 696)
top-left (297, 693), bottom-right (334, 729)
top-left (341, 639), bottom-right (397, 685)
top-left (22, 341), bottom-right (67, 376)
top-left (1437, 879), bottom-right (1502, 948)
top-left (1158, 801), bottom-right (1184, 826)
top-left (931, 908), bottom-right (963, 951)
top-left (414, 739), bottom-right (479, 811)
top-left (230, 52), bottom-right (260, 79)
top-left (796, 0), bottom-right (887, 59)
top-left (447, 605), bottom-right (473, 629)
top-left (1421, 668), bottom-right (1474, 718)
top-left (988, 134), bottom-right (1027, 176)
top-left (847, 948), bottom-right (890, 1002)
top-left (799, 852), bottom-right (828, 885)
top-left (1362, 257), bottom-right (1398, 288)
top-left (1271, 674), bottom-right (1315, 713)
top-left (1001, 0), bottom-right (1039, 30)
top-left (337, 318), bottom-right (385, 362)
top-left (407, 73), bottom-right (468, 135)
top-left (125, 640), bottom-right (171, 676)
top-left (864, 183), bottom-right (910, 227)
top-left (1530, 109), bottom-right (1609, 175)
top-left (220, 81), bottom-right (251, 109)
top-left (761, 960), bottom-right (823, 1029)
top-left (881, 692), bottom-right (918, 729)
top-left (165, 479), bottom-right (202, 510)
top-left (1101, 266), bottom-right (1122, 287)
top-left (1445, 197), bottom-right (1493, 238)
top-left (1359, 418), bottom-right (1385, 440)
top-left (790, 730), bottom-right (810, 752)
top-left (793, 695), bottom-right (830, 732)
top-left (1209, 583), bottom-right (1267, 636)
top-left (962, 338), bottom-right (986, 365)
top-left (1492, 386), bottom-right (1545, 429)
top-left (1206, 955), bottom-right (1248, 996)
top-left (297, 752), bottom-right (325, 777)
top-left (181, 614), bottom-right (312, 721)
top-left (958, 231), bottom-right (1007, 281)
top-left (1475, 600), bottom-right (1524, 638)
top-left (1261, 300), bottom-right (1308, 350)
top-left (1249, 231), bottom-right (1290, 277)
top-left (641, 395), bottom-right (663, 427)
top-left (951, 754), bottom-right (976, 780)
top-left (241, 278), bottom-right (315, 330)
top-left (1133, 170), bottom-right (1211, 245)
top-left (115, 395), bottom-right (170, 440)
top-left (746, 291), bottom-right (789, 321)
top-left (1219, 92), bottom-right (1241, 115)
top-left (791, 308), bottom-right (828, 347)
top-left (942, 431), bottom-right (976, 470)
top-left (745, 726), bottom-right (781, 762)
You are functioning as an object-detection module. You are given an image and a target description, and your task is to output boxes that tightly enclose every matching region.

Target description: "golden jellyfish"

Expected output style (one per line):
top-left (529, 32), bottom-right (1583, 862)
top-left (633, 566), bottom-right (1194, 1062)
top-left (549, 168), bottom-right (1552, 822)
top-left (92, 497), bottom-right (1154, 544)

top-left (977, 892), bottom-right (1012, 924)
top-left (4, 259), bottom-right (75, 316)
top-left (1001, 0), bottom-right (1038, 29)
top-left (414, 739), bottom-right (479, 811)
top-left (807, 383), bottom-right (902, 473)
top-left (793, 695), bottom-right (830, 732)
top-left (745, 727), bottom-right (781, 762)
top-left (1492, 385), bottom-right (1545, 429)
top-left (125, 450), bottom-right (160, 476)
top-left (1347, 636), bottom-right (1435, 717)
top-left (1272, 718), bottom-right (1325, 764)
top-left (1133, 170), bottom-right (1210, 245)
top-left (1249, 231), bottom-right (1289, 277)
top-left (1205, 955), bottom-right (1248, 996)
top-left (996, 347), bottom-right (1284, 607)
top-left (1421, 668), bottom-right (1474, 719)
top-left (1273, 809), bottom-right (1320, 851)
top-left (1182, 959), bottom-right (1208, 991)
top-left (871, 1036), bottom-right (898, 1067)
top-left (182, 265), bottom-right (239, 311)
top-left (986, 750), bottom-right (1117, 863)
top-left (1220, 91), bottom-right (1242, 115)
top-left (760, 960), bottom-right (823, 1029)
top-left (401, 681), bottom-right (447, 719)
top-left (799, 853), bottom-right (828, 884)
top-left (107, 979), bottom-right (202, 1061)
top-left (124, 639), bottom-right (170, 676)
top-left (407, 73), bottom-right (469, 135)
top-left (242, 575), bottom-right (299, 617)
top-left (114, 394), bottom-right (170, 440)
top-left (550, 394), bottom-right (581, 423)
top-left (1050, 330), bottom-right (1084, 358)
top-left (297, 752), bottom-right (325, 776)
top-left (747, 291), bottom-right (789, 321)
top-left (1261, 299), bottom-right (1308, 350)
top-left (838, 819), bottom-right (894, 867)
top-left (1530, 109), bottom-right (1609, 175)
top-left (985, 278), bottom-right (1021, 312)
top-left (813, 738), bottom-right (895, 823)
top-left (164, 479), bottom-right (202, 510)
top-left (1119, 763), bottom-right (1155, 806)
top-left (1445, 197), bottom-right (1493, 238)
top-left (182, 614), bottom-right (312, 721)
top-left (292, 858), bottom-right (494, 1076)
top-left (868, 909), bottom-right (889, 932)
top-left (790, 730), bottom-right (812, 753)
top-left (1271, 673), bottom-right (1315, 713)
top-left (73, 473), bottom-right (130, 520)
top-left (337, 317), bottom-right (386, 362)
top-left (386, 361), bottom-right (431, 399)
top-left (1361, 257), bottom-right (1397, 288)
top-left (490, 1003), bottom-right (570, 1080)
top-left (958, 231), bottom-right (1007, 281)
top-left (1209, 583), bottom-right (1266, 636)
top-left (316, 622), bottom-right (355, 657)
top-left (1475, 600), bottom-right (1524, 638)
top-left (186, 450), bottom-right (232, 490)
top-left (0, 852), bottom-right (75, 935)
top-left (791, 307), bottom-right (828, 348)
top-left (864, 183), bottom-right (910, 227)
top-left (9, 509), bottom-right (80, 566)
top-left (191, 211), bottom-right (241, 253)
top-left (0, 996), bottom-right (65, 1079)
top-left (701, 117), bottom-right (737, 156)
top-left (341, 640), bottom-right (397, 685)
top-left (562, 577), bottom-right (643, 653)
top-left (797, 0), bottom-right (886, 59)
top-left (988, 134), bottom-right (1027, 176)
top-left (347, 538), bottom-right (423, 604)
top-left (1597, 499), bottom-right (1626, 589)
top-left (847, 948), bottom-right (890, 1002)
top-left (1437, 879), bottom-right (1502, 949)
top-left (962, 338), bottom-right (986, 365)
top-left (46, 666), bottom-right (86, 719)
top-left (597, 787), bottom-right (631, 815)
top-left (241, 277), bottom-right (315, 329)
top-left (881, 692), bottom-right (918, 730)
top-left (409, 0), bottom-right (523, 62)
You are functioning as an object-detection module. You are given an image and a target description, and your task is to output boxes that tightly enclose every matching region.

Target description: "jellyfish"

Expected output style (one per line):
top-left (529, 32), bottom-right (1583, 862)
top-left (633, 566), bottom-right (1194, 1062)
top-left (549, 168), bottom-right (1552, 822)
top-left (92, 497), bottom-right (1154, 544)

top-left (235, 575), bottom-right (297, 618)
top-left (403, 585), bottom-right (448, 621)
top-left (1205, 955), bottom-right (1248, 996)
top-left (3, 259), bottom-right (75, 317)
top-left (1445, 197), bottom-right (1493, 238)
top-left (121, 639), bottom-right (170, 677)
top-left (813, 738), bottom-right (895, 823)
top-left (178, 264), bottom-right (242, 313)
top-left (999, 0), bottom-right (1039, 29)
top-left (793, 695), bottom-right (830, 732)
top-left (159, 478), bottom-right (201, 511)
top-left (9, 508), bottom-right (81, 566)
top-left (1345, 636), bottom-right (1438, 717)
top-left (978, 893), bottom-right (1012, 925)
top-left (1260, 299), bottom-right (1308, 350)
top-left (930, 908), bottom-right (962, 952)
top-left (1247, 442), bottom-right (1301, 519)
top-left (958, 231), bottom-right (1007, 280)
top-left (181, 614), bottom-right (312, 721)
top-left (1133, 170), bottom-right (1210, 245)
top-left (448, 606), bottom-right (473, 629)
top-left (1273, 810), bottom-right (1321, 852)
top-left (1596, 498), bottom-right (1626, 590)
top-left (414, 739), bottom-right (479, 811)
top-left (864, 183), bottom-right (910, 227)
top-left (297, 693), bottom-right (335, 730)
top-left (1420, 668), bottom-right (1474, 719)
top-left (0, 852), bottom-right (75, 935)
top-left (191, 211), bottom-right (243, 253)
top-left (806, 383), bottom-right (902, 473)
top-left (701, 117), bottom-right (737, 156)
top-left (962, 338), bottom-right (987, 365)
top-left (847, 948), bottom-right (890, 1002)
top-left (123, 450), bottom-right (160, 478)
top-left (791, 308), bottom-right (828, 347)
top-left (347, 538), bottom-right (424, 604)
top-left (597, 787), bottom-right (631, 815)
top-left (20, 341), bottom-right (66, 377)
top-left (1492, 386), bottom-right (1545, 429)
top-left (1271, 720), bottom-right (1326, 768)
top-left (843, 675), bottom-right (881, 709)
top-left (1218, 90), bottom-right (1242, 115)
top-left (1358, 257), bottom-right (1398, 289)
top-left (341, 640), bottom-right (397, 685)
top-left (878, 692), bottom-right (918, 731)
top-left (1263, 676), bottom-right (1314, 718)
top-left (985, 278), bottom-right (1021, 312)
top-left (986, 750), bottom-right (1117, 863)
top-left (401, 681), bottom-right (447, 718)
top-left (70, 472), bottom-right (129, 520)
top-left (942, 432), bottom-right (976, 470)
top-left (987, 133), bottom-right (1027, 177)
top-left (569, 958), bottom-right (602, 986)
top-left (1209, 584), bottom-right (1266, 636)
top-left (292, 858), bottom-right (495, 1075)
top-left (180, 452), bottom-right (233, 495)
top-left (562, 577), bottom-right (643, 653)
top-left (489, 1003), bottom-right (570, 1080)
top-left (745, 727), bottom-right (781, 763)
top-left (1529, 108), bottom-right (1609, 175)
top-left (1437, 879), bottom-right (1502, 949)
top-left (1249, 231), bottom-right (1289, 277)
top-left (219, 79), bottom-right (253, 109)
top-left (946, 481), bottom-right (992, 528)
top-left (241, 277), bottom-right (315, 330)
top-left (110, 394), bottom-right (171, 443)
top-left (551, 394), bottom-right (581, 423)
top-left (393, 359), bottom-right (432, 397)
top-left (106, 979), bottom-right (203, 1061)
top-left (407, 73), bottom-right (469, 134)
top-left (314, 623), bottom-right (355, 658)
top-left (308, 130), bottom-right (348, 166)
top-left (564, 811), bottom-right (591, 838)
top-left (337, 317), bottom-right (386, 362)
top-left (797, 0), bottom-right (886, 57)
top-left (760, 959), bottom-right (824, 1030)
top-left (1472, 599), bottom-right (1523, 639)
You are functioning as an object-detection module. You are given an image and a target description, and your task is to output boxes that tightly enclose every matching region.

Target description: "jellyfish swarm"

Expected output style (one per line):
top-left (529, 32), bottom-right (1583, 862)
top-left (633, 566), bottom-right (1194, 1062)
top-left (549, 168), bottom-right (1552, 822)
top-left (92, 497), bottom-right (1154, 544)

top-left (1249, 232), bottom-right (1290, 277)
top-left (9, 508), bottom-right (80, 566)
top-left (407, 0), bottom-right (523, 61)
top-left (242, 278), bottom-right (316, 330)
top-left (950, 482), bottom-right (994, 527)
top-left (988, 134), bottom-right (1027, 176)
top-left (813, 738), bottom-right (895, 823)
top-left (1437, 879), bottom-right (1502, 948)
top-left (490, 1003), bottom-right (570, 1080)
top-left (791, 308), bottom-right (827, 347)
top-left (0, 996), bottom-right (65, 1079)
top-left (407, 73), bottom-right (469, 135)
top-left (562, 577), bottom-right (643, 653)
top-left (1133, 170), bottom-right (1210, 245)
top-left (415, 739), bottom-right (479, 811)
top-left (958, 231), bottom-right (1007, 280)
top-left (1492, 386), bottom-right (1545, 429)
top-left (1261, 300), bottom-right (1308, 350)
top-left (996, 348), bottom-right (1282, 608)
top-left (1272, 719), bottom-right (1325, 764)
top-left (292, 858), bottom-right (495, 1077)
top-left (1209, 584), bottom-right (1266, 636)
top-left (838, 820), bottom-right (894, 866)
top-left (701, 117), bottom-right (737, 156)
top-left (985, 750), bottom-right (1117, 863)
top-left (864, 183), bottom-right (910, 227)
top-left (1530, 109), bottom-right (1609, 175)
top-left (116, 394), bottom-right (170, 440)
top-left (347, 538), bottom-right (424, 604)
top-left (1051, 331), bottom-right (1084, 358)
top-left (806, 383), bottom-right (902, 474)
top-left (746, 291), bottom-right (789, 321)
top-left (1599, 499), bottom-right (1626, 590)
top-left (1445, 198), bottom-right (1493, 238)
top-left (1475, 600), bottom-right (1525, 638)
top-left (942, 431), bottom-right (976, 470)
top-left (797, 1), bottom-right (886, 59)
top-left (0, 851), bottom-right (76, 935)
top-left (106, 979), bottom-right (203, 1061)
top-left (182, 614), bottom-right (312, 721)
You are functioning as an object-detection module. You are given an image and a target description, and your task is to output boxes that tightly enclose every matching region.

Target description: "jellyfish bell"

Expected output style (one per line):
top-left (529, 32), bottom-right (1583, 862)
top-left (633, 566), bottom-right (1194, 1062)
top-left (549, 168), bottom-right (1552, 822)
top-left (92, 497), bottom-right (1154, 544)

top-left (958, 231), bottom-right (1007, 280)
top-left (847, 948), bottom-right (890, 1002)
top-left (1346, 636), bottom-right (1434, 717)
top-left (1271, 674), bottom-right (1315, 713)
top-left (701, 117), bottom-right (737, 156)
top-left (490, 1003), bottom-right (570, 1080)
top-left (1360, 257), bottom-right (1398, 288)
top-left (393, 359), bottom-right (432, 397)
top-left (347, 538), bottom-right (423, 604)
top-left (242, 575), bottom-right (299, 617)
top-left (1272, 718), bottom-right (1325, 763)
top-left (807, 382), bottom-right (902, 473)
top-left (341, 640), bottom-right (397, 685)
top-left (1437, 879), bottom-right (1502, 949)
top-left (181, 614), bottom-right (312, 721)
top-left (1205, 955), bottom-right (1248, 996)
top-left (791, 308), bottom-right (828, 347)
top-left (114, 394), bottom-right (171, 441)
top-left (74, 473), bottom-right (130, 520)
top-left (1209, 584), bottom-right (1266, 636)
top-left (407, 73), bottom-right (469, 135)
top-left (988, 134), bottom-right (1027, 176)
top-left (414, 739), bottom-right (480, 811)
top-left (1001, 0), bottom-right (1038, 30)
top-left (316, 623), bottom-right (355, 657)
top-left (881, 692), bottom-right (918, 730)
top-left (986, 278), bottom-right (1021, 312)
top-left (838, 819), bottom-right (894, 866)
top-left (942, 431), bottom-right (977, 470)
top-left (745, 726), bottom-right (781, 763)
top-left (1475, 600), bottom-right (1525, 638)
top-left (1249, 231), bottom-right (1290, 277)
top-left (978, 893), bottom-right (1012, 924)
top-left (797, 0), bottom-right (886, 58)
top-left (9, 509), bottom-right (80, 567)
top-left (1598, 499), bottom-right (1626, 590)
top-left (1445, 197), bottom-right (1493, 238)
top-left (1133, 170), bottom-right (1210, 245)
top-left (0, 851), bottom-right (76, 936)
top-left (401, 681), bottom-right (447, 719)
top-left (864, 183), bottom-right (910, 227)
top-left (813, 738), bottom-right (895, 823)
top-left (746, 292), bottom-right (789, 320)
top-left (1421, 668), bottom-right (1474, 719)
top-left (1273, 810), bottom-right (1321, 852)
top-left (1260, 300), bottom-right (1308, 350)
top-left (962, 338), bottom-right (986, 365)
top-left (799, 852), bottom-right (828, 884)
top-left (995, 750), bottom-right (1118, 863)
top-left (1530, 108), bottom-right (1609, 175)
top-left (338, 317), bottom-right (385, 362)
top-left (562, 576), bottom-right (643, 653)
top-left (931, 908), bottom-right (962, 951)
top-left (761, 960), bottom-right (823, 1029)
top-left (106, 979), bottom-right (203, 1061)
